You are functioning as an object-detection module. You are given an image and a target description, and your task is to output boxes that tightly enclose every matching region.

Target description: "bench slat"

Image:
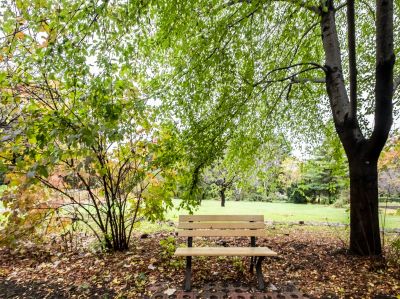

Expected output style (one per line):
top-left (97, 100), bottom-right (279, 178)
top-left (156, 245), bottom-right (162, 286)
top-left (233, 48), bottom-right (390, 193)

top-left (178, 229), bottom-right (265, 237)
top-left (175, 247), bottom-right (278, 257)
top-left (178, 222), bottom-right (265, 229)
top-left (179, 215), bottom-right (264, 222)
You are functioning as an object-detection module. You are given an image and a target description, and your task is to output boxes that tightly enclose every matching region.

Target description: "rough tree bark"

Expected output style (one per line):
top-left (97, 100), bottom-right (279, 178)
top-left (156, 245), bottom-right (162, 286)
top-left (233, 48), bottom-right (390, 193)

top-left (320, 0), bottom-right (394, 255)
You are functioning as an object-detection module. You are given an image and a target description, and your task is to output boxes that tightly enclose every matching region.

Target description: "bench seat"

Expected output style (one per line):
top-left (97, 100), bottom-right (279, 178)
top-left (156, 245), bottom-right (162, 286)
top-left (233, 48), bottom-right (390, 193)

top-left (174, 214), bottom-right (277, 291)
top-left (175, 247), bottom-right (278, 257)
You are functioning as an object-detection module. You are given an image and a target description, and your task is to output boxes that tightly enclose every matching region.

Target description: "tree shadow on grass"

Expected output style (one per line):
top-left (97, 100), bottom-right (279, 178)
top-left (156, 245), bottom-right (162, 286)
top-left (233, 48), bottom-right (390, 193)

top-left (0, 279), bottom-right (115, 299)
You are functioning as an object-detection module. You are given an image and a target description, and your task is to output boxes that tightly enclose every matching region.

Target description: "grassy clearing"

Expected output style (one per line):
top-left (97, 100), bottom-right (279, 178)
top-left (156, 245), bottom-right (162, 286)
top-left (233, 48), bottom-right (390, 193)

top-left (166, 199), bottom-right (400, 229)
top-left (134, 221), bottom-right (175, 234)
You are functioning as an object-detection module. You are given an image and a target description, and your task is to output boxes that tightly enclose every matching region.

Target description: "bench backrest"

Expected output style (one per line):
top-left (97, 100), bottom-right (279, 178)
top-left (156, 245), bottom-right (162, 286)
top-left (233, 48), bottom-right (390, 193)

top-left (178, 215), bottom-right (265, 237)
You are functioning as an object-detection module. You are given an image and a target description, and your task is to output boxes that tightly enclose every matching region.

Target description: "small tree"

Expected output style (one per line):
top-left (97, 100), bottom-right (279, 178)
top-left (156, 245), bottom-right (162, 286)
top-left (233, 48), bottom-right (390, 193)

top-left (379, 135), bottom-right (400, 200)
top-left (0, 0), bottom-right (180, 251)
top-left (1, 89), bottom-right (177, 251)
top-left (203, 160), bottom-right (237, 207)
top-left (301, 132), bottom-right (349, 204)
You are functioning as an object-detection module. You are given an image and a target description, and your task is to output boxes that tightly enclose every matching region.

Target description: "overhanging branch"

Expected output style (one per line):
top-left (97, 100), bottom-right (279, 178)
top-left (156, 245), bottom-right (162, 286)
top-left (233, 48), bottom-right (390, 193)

top-left (226, 0), bottom-right (320, 14)
top-left (291, 77), bottom-right (326, 84)
top-left (369, 0), bottom-right (395, 159)
top-left (252, 62), bottom-right (326, 87)
top-left (347, 0), bottom-right (358, 122)
top-left (335, 2), bottom-right (348, 11)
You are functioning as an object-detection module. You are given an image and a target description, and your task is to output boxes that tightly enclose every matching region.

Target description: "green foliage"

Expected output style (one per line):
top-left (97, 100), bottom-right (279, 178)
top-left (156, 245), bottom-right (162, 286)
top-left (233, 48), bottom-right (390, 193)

top-left (387, 237), bottom-right (400, 267)
top-left (0, 176), bottom-right (61, 246)
top-left (332, 191), bottom-right (350, 208)
top-left (1, 91), bottom-right (180, 250)
top-left (0, 0), bottom-right (186, 251)
top-left (245, 192), bottom-right (272, 202)
top-left (141, 2), bottom-right (399, 258)
top-left (201, 158), bottom-right (238, 206)
top-left (199, 137), bottom-right (290, 204)
top-left (195, 127), bottom-right (348, 205)
top-left (159, 236), bottom-right (176, 259)
top-left (287, 183), bottom-right (308, 204)
top-left (0, 0), bottom-right (398, 257)
top-left (287, 128), bottom-right (349, 204)
top-left (379, 135), bottom-right (400, 198)
top-left (306, 127), bottom-right (348, 199)
top-left (232, 256), bottom-right (245, 273)
top-left (159, 236), bottom-right (184, 269)
top-left (140, 0), bottom-right (328, 200)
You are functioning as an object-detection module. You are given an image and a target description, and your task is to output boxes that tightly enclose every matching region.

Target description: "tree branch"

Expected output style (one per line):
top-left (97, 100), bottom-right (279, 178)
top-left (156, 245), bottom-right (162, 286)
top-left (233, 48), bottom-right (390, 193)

top-left (369, 0), bottom-right (395, 159)
top-left (226, 0), bottom-right (251, 5)
top-left (347, 0), bottom-right (358, 122)
top-left (253, 62), bottom-right (325, 87)
top-left (320, 1), bottom-right (355, 139)
top-left (335, 2), bottom-right (348, 11)
top-left (289, 22), bottom-right (319, 65)
top-left (291, 77), bottom-right (326, 84)
top-left (226, 0), bottom-right (320, 14)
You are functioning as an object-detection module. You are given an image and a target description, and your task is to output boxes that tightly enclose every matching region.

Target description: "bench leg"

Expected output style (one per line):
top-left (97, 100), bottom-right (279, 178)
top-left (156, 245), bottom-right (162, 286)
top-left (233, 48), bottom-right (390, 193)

top-left (184, 256), bottom-right (192, 291)
top-left (255, 256), bottom-right (265, 290)
top-left (250, 256), bottom-right (255, 274)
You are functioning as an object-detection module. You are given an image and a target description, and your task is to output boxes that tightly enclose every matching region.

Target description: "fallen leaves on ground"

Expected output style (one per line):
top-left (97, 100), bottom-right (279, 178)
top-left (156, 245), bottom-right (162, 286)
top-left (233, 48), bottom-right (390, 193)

top-left (0, 225), bottom-right (399, 298)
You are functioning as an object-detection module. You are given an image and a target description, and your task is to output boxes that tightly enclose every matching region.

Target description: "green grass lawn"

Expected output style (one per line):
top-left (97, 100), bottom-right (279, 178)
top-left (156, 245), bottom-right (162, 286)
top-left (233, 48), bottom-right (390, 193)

top-left (166, 199), bottom-right (400, 229)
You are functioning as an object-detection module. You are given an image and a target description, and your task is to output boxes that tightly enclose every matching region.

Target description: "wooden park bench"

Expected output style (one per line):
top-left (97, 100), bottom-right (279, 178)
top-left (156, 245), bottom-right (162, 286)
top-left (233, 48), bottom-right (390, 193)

top-left (174, 215), bottom-right (278, 291)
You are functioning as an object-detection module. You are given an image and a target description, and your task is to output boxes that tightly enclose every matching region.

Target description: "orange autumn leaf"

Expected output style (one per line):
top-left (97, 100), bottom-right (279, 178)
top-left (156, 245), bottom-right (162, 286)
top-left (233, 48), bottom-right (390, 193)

top-left (15, 31), bottom-right (25, 39)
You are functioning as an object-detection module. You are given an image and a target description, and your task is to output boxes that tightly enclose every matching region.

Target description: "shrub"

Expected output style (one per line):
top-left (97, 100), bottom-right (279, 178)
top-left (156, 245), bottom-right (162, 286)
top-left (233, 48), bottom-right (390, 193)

top-left (159, 236), bottom-right (183, 269)
top-left (387, 237), bottom-right (400, 267)
top-left (333, 190), bottom-right (350, 208)
top-left (159, 236), bottom-right (177, 259)
top-left (287, 184), bottom-right (308, 204)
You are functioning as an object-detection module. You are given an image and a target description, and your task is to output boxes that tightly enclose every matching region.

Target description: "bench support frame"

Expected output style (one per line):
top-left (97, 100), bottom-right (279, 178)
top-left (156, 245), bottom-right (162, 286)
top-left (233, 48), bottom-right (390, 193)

top-left (250, 236), bottom-right (256, 274)
top-left (183, 253), bottom-right (266, 291)
top-left (178, 215), bottom-right (274, 292)
top-left (183, 234), bottom-right (266, 291)
top-left (184, 256), bottom-right (192, 291)
top-left (184, 233), bottom-right (193, 291)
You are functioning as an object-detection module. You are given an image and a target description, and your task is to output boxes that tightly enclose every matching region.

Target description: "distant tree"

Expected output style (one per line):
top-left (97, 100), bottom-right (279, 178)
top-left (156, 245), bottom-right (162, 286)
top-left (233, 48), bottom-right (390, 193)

top-left (278, 157), bottom-right (302, 194)
top-left (203, 160), bottom-right (237, 207)
top-left (379, 135), bottom-right (400, 199)
top-left (253, 143), bottom-right (291, 197)
top-left (201, 139), bottom-right (290, 205)
top-left (301, 132), bottom-right (349, 204)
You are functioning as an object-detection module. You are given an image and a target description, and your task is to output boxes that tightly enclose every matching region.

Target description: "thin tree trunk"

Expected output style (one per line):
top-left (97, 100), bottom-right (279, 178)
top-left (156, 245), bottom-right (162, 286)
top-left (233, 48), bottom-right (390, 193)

top-left (220, 188), bottom-right (226, 207)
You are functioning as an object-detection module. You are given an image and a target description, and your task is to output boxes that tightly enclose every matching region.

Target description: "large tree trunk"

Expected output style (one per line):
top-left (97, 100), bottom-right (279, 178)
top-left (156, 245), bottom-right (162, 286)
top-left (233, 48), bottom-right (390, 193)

top-left (320, 0), bottom-right (394, 256)
top-left (349, 157), bottom-right (381, 255)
